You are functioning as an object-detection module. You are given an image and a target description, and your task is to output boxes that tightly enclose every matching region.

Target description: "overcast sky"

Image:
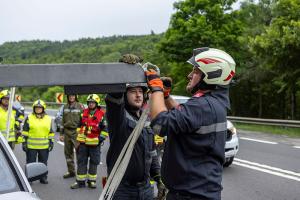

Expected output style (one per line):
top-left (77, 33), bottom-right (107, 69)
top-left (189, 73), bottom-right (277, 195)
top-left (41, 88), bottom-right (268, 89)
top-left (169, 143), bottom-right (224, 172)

top-left (0, 0), bottom-right (176, 44)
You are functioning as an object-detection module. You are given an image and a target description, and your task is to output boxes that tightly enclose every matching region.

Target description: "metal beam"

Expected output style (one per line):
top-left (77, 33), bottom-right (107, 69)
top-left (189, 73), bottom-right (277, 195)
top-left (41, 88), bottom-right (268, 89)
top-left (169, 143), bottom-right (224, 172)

top-left (0, 63), bottom-right (146, 93)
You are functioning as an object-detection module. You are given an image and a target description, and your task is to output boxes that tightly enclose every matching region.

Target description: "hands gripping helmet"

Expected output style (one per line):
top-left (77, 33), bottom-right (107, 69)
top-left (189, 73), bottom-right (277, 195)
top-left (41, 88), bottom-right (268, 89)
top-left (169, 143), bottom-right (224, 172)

top-left (87, 94), bottom-right (101, 105)
top-left (32, 99), bottom-right (46, 110)
top-left (0, 90), bottom-right (10, 99)
top-left (187, 47), bottom-right (236, 86)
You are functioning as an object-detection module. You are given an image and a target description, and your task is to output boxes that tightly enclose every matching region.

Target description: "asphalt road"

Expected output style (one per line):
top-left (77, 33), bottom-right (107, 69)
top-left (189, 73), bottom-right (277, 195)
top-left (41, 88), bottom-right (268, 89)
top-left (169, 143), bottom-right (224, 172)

top-left (15, 109), bottom-right (300, 200)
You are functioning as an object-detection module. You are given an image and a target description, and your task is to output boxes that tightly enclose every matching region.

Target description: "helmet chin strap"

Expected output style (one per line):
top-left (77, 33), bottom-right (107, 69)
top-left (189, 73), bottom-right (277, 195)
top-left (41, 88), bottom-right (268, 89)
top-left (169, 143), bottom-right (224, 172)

top-left (191, 74), bottom-right (217, 94)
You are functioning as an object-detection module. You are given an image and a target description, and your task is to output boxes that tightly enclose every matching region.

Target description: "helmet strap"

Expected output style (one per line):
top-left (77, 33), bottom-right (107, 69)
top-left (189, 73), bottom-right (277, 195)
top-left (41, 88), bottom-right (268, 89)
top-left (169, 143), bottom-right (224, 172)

top-left (191, 73), bottom-right (216, 94)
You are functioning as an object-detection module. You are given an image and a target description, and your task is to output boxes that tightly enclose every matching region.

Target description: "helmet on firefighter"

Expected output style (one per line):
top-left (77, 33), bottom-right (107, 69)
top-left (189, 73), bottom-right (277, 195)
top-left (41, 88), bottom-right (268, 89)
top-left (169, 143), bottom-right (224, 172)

top-left (32, 99), bottom-right (46, 110)
top-left (187, 47), bottom-right (236, 87)
top-left (0, 89), bottom-right (10, 100)
top-left (87, 94), bottom-right (101, 105)
top-left (126, 83), bottom-right (148, 93)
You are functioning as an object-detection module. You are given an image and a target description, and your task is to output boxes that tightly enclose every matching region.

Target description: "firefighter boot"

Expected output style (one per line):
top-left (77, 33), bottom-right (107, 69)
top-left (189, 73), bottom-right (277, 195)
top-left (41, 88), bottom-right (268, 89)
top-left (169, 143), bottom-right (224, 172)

top-left (70, 181), bottom-right (85, 189)
top-left (87, 181), bottom-right (97, 189)
top-left (63, 172), bottom-right (75, 179)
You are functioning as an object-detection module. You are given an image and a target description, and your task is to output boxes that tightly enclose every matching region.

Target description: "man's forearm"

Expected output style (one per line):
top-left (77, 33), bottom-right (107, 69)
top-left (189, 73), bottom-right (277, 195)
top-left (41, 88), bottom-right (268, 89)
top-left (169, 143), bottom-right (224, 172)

top-left (165, 96), bottom-right (179, 110)
top-left (150, 92), bottom-right (167, 119)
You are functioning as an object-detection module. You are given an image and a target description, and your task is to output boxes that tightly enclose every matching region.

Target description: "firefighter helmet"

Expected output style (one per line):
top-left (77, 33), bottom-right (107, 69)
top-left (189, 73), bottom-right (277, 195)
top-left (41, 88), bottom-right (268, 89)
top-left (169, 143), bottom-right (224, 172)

top-left (32, 99), bottom-right (46, 110)
top-left (187, 47), bottom-right (236, 86)
top-left (87, 94), bottom-right (101, 105)
top-left (0, 90), bottom-right (10, 99)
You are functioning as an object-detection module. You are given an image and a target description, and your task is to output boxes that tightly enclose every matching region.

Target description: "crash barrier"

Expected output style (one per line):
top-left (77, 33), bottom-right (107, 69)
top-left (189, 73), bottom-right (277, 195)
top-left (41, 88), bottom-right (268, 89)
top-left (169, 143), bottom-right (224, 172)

top-left (21, 102), bottom-right (300, 128)
top-left (227, 116), bottom-right (300, 128)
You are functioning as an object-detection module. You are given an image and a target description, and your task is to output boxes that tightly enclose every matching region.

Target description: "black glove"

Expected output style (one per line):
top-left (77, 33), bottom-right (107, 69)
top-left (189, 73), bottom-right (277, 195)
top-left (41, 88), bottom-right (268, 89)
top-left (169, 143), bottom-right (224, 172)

top-left (161, 77), bottom-right (172, 99)
top-left (153, 175), bottom-right (168, 200)
top-left (48, 140), bottom-right (54, 152)
top-left (119, 54), bottom-right (143, 64)
top-left (22, 142), bottom-right (27, 152)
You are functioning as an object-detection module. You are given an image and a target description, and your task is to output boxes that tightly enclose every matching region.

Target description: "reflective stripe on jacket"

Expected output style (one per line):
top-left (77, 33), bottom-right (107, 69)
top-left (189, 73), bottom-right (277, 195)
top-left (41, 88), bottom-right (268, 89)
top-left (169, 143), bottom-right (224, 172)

top-left (77, 108), bottom-right (105, 146)
top-left (0, 107), bottom-right (16, 142)
top-left (22, 114), bottom-right (54, 149)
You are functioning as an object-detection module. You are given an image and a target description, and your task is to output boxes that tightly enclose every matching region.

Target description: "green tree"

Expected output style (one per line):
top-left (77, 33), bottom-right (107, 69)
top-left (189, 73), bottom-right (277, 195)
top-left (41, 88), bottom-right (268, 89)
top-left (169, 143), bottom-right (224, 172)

top-left (158, 0), bottom-right (243, 94)
top-left (250, 0), bottom-right (300, 119)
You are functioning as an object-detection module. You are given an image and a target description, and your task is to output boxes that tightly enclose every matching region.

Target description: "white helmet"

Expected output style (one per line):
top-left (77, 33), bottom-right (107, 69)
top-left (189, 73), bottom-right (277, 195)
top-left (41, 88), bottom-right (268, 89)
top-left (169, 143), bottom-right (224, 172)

top-left (187, 47), bottom-right (236, 86)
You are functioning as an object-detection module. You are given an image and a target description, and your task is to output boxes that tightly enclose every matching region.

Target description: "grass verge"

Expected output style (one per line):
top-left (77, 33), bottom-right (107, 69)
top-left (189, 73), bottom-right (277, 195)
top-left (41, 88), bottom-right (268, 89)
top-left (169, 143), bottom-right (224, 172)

top-left (234, 122), bottom-right (300, 138)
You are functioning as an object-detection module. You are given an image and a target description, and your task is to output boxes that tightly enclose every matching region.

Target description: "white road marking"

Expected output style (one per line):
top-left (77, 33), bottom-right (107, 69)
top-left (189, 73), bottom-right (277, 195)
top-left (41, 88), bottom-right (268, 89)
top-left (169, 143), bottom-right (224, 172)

top-left (240, 137), bottom-right (278, 144)
top-left (233, 158), bottom-right (300, 182)
top-left (293, 146), bottom-right (300, 149)
top-left (233, 161), bottom-right (300, 182)
top-left (235, 158), bottom-right (300, 177)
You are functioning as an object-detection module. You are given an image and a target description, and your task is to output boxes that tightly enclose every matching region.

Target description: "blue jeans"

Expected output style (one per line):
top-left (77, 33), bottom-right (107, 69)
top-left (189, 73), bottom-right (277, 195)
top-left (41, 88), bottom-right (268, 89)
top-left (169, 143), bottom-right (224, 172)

top-left (112, 182), bottom-right (153, 200)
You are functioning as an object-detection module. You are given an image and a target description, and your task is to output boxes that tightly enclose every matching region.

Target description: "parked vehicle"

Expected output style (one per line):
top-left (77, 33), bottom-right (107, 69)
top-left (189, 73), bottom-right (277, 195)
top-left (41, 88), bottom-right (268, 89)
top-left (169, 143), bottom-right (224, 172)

top-left (0, 132), bottom-right (47, 199)
top-left (160, 95), bottom-right (239, 167)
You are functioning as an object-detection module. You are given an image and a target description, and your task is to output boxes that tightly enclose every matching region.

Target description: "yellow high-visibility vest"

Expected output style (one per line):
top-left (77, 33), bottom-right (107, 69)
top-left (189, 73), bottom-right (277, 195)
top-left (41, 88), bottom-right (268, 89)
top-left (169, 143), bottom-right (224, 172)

top-left (22, 114), bottom-right (54, 149)
top-left (0, 107), bottom-right (16, 142)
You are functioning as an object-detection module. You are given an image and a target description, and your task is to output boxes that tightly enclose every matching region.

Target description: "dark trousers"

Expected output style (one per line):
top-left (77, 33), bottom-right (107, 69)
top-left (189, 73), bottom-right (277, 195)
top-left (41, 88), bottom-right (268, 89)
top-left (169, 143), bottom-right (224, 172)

top-left (26, 148), bottom-right (49, 180)
top-left (112, 182), bottom-right (153, 200)
top-left (64, 131), bottom-right (77, 174)
top-left (77, 144), bottom-right (100, 182)
top-left (167, 191), bottom-right (210, 200)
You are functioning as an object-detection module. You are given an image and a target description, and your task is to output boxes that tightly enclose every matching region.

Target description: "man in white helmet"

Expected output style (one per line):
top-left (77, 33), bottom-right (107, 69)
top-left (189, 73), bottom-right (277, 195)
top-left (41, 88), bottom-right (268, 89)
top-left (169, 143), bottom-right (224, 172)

top-left (146, 47), bottom-right (236, 200)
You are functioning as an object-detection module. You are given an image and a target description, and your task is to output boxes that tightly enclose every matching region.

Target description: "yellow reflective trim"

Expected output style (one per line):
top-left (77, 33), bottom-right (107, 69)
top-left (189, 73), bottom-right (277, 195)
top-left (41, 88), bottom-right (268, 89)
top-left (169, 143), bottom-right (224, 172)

top-left (77, 174), bottom-right (87, 181)
top-left (101, 131), bottom-right (108, 137)
top-left (87, 174), bottom-right (97, 181)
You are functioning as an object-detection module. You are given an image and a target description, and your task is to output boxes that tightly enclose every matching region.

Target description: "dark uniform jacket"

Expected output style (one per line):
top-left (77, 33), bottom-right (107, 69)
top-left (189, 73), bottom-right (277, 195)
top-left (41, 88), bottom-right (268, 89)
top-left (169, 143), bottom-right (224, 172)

top-left (151, 89), bottom-right (230, 200)
top-left (105, 93), bottom-right (160, 185)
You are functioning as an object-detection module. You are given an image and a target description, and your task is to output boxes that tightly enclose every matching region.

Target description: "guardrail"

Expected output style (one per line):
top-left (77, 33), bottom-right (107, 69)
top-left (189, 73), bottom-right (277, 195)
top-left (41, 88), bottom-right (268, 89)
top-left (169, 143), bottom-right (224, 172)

top-left (227, 116), bottom-right (300, 128)
top-left (19, 102), bottom-right (300, 128)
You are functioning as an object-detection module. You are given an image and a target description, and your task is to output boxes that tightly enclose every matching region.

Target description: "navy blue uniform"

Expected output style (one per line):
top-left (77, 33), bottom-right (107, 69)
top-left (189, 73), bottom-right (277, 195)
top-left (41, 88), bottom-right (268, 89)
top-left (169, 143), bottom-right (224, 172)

top-left (105, 94), bottom-right (160, 200)
top-left (151, 89), bottom-right (230, 200)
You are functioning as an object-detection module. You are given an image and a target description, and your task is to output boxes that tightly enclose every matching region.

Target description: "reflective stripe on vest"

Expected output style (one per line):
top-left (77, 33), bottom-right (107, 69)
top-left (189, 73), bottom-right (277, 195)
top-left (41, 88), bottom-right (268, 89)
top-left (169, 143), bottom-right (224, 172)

top-left (27, 114), bottom-right (52, 149)
top-left (0, 107), bottom-right (16, 142)
top-left (195, 122), bottom-right (227, 134)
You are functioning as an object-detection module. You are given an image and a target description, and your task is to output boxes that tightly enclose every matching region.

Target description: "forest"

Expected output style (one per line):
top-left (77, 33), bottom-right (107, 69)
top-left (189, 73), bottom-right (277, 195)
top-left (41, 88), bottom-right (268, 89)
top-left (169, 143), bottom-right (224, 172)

top-left (0, 0), bottom-right (299, 120)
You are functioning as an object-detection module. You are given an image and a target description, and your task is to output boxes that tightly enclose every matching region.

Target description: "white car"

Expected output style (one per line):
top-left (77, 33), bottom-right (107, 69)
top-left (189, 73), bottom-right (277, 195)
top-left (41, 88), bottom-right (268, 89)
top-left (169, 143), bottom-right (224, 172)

top-left (0, 132), bottom-right (47, 199)
top-left (171, 95), bottom-right (239, 167)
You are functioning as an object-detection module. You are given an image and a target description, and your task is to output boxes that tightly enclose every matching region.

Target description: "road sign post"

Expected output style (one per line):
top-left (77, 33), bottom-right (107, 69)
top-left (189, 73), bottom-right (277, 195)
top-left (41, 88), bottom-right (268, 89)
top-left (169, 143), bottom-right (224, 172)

top-left (56, 93), bottom-right (64, 103)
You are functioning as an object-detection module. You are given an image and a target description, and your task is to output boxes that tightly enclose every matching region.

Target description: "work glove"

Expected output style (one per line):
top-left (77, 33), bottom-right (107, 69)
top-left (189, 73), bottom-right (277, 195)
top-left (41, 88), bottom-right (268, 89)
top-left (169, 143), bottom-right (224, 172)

top-left (161, 77), bottom-right (172, 99)
top-left (48, 140), bottom-right (54, 152)
top-left (145, 69), bottom-right (163, 93)
top-left (119, 54), bottom-right (143, 64)
top-left (153, 175), bottom-right (168, 200)
top-left (22, 142), bottom-right (28, 152)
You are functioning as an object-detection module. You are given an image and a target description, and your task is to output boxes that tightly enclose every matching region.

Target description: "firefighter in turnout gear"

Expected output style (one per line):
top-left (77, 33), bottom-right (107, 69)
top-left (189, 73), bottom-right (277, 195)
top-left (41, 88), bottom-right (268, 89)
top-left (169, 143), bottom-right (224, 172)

top-left (22, 100), bottom-right (55, 184)
top-left (104, 54), bottom-right (163, 200)
top-left (71, 94), bottom-right (107, 189)
top-left (147, 48), bottom-right (236, 200)
top-left (59, 94), bottom-right (84, 179)
top-left (0, 89), bottom-right (18, 149)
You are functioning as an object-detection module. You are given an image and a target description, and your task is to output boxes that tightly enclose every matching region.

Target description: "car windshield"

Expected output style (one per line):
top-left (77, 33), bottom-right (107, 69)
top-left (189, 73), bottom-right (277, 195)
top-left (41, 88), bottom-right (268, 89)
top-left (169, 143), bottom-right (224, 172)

top-left (0, 147), bottom-right (20, 194)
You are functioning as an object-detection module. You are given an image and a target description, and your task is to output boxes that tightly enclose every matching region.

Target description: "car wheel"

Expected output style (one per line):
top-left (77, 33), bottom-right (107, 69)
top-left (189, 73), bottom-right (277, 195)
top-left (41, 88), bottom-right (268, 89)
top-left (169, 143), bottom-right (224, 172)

top-left (224, 157), bottom-right (234, 167)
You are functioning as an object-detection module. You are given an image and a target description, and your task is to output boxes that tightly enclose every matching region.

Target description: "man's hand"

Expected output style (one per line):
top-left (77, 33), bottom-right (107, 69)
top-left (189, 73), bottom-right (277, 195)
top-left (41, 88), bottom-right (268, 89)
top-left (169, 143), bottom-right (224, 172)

top-left (59, 135), bottom-right (64, 142)
top-left (48, 140), bottom-right (54, 152)
top-left (161, 77), bottom-right (172, 99)
top-left (119, 54), bottom-right (143, 64)
top-left (156, 182), bottom-right (168, 200)
top-left (145, 69), bottom-right (163, 93)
